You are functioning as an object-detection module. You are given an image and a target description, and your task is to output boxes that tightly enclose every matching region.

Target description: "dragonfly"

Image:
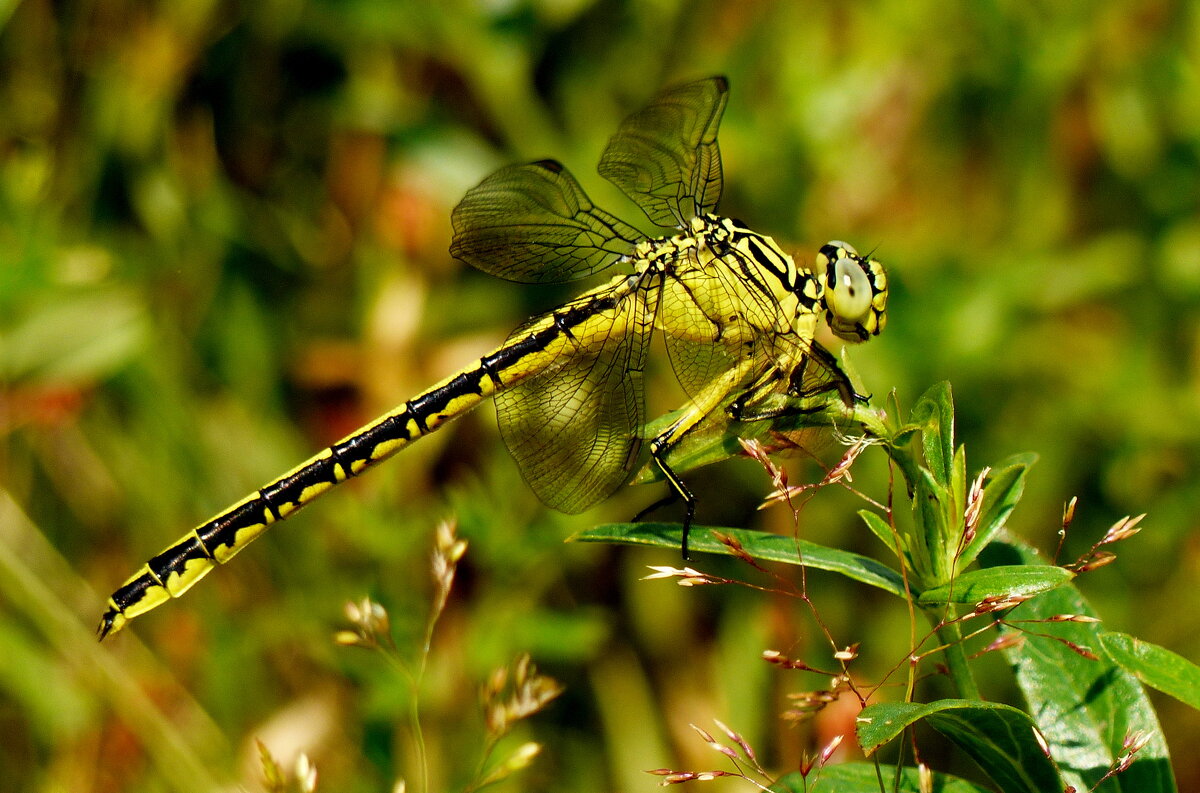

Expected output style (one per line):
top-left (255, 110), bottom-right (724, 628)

top-left (98, 76), bottom-right (887, 639)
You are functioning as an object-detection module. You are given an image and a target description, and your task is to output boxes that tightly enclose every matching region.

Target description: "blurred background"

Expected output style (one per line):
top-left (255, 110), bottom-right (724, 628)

top-left (3, 0), bottom-right (1199, 791)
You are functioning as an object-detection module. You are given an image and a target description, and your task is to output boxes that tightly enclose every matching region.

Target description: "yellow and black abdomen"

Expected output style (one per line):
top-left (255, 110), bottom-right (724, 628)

top-left (98, 276), bottom-right (636, 639)
top-left (97, 369), bottom-right (491, 638)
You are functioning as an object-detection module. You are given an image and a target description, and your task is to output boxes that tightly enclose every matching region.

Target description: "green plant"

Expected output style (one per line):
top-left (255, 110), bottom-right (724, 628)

top-left (579, 382), bottom-right (1198, 792)
top-left (315, 521), bottom-right (562, 793)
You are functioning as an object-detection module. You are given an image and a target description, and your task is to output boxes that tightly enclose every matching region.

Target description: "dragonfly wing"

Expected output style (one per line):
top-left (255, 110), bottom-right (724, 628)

top-left (451, 160), bottom-right (642, 283)
top-left (598, 76), bottom-right (728, 227)
top-left (494, 283), bottom-right (658, 513)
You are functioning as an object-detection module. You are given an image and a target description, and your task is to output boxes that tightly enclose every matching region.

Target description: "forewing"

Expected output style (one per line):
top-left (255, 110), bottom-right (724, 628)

top-left (495, 283), bottom-right (658, 513)
top-left (598, 77), bottom-right (728, 228)
top-left (451, 160), bottom-right (642, 283)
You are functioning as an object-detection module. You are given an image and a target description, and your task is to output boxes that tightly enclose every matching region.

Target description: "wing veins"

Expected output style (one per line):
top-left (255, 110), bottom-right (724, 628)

top-left (451, 161), bottom-right (641, 283)
top-left (495, 278), bottom-right (658, 513)
top-left (598, 77), bottom-right (729, 227)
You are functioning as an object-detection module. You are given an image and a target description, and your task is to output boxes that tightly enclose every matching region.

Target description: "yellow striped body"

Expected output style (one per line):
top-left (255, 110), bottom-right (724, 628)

top-left (98, 272), bottom-right (640, 638)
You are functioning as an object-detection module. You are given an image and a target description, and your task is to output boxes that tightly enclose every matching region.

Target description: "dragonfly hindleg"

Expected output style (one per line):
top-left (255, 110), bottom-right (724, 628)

top-left (647, 434), bottom-right (698, 559)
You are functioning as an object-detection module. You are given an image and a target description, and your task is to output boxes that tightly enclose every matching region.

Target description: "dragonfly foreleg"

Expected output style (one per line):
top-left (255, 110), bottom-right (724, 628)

top-left (729, 394), bottom-right (828, 423)
top-left (786, 344), bottom-right (867, 406)
top-left (729, 364), bottom-right (850, 422)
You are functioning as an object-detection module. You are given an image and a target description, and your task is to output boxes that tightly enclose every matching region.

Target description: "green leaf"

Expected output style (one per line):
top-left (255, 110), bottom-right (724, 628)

top-left (958, 454), bottom-right (1036, 569)
top-left (1100, 631), bottom-right (1200, 711)
top-left (772, 762), bottom-right (991, 792)
top-left (858, 508), bottom-right (912, 566)
top-left (889, 422), bottom-right (923, 447)
top-left (951, 444), bottom-right (967, 519)
top-left (912, 465), bottom-right (949, 580)
top-left (572, 523), bottom-right (909, 599)
top-left (916, 564), bottom-right (1074, 606)
top-left (856, 699), bottom-right (1063, 793)
top-left (910, 381), bottom-right (954, 486)
top-left (980, 538), bottom-right (1177, 793)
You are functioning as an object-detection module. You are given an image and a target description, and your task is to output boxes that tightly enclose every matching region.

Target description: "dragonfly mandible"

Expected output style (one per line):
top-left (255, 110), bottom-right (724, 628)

top-left (98, 76), bottom-right (888, 639)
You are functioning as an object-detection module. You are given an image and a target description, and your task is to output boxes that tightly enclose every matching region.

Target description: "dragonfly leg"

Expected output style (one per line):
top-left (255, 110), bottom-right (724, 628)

top-left (727, 364), bottom-right (788, 421)
top-left (631, 491), bottom-right (679, 523)
top-left (648, 357), bottom-right (755, 559)
top-left (730, 396), bottom-right (827, 423)
top-left (649, 434), bottom-right (697, 559)
top-left (728, 359), bottom-right (838, 422)
top-left (787, 344), bottom-right (866, 405)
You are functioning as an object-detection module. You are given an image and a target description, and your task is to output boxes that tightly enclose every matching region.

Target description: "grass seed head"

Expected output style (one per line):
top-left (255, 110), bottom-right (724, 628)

top-left (482, 654), bottom-right (564, 738)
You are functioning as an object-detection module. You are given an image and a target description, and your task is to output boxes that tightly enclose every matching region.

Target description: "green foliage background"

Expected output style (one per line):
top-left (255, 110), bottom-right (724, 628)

top-left (3, 1), bottom-right (1199, 791)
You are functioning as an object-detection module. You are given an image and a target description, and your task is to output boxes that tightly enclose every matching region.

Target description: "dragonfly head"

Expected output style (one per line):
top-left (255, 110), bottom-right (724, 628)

top-left (819, 241), bottom-right (887, 342)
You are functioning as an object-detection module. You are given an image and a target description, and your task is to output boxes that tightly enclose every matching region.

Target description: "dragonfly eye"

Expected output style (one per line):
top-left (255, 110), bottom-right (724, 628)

top-left (825, 251), bottom-right (873, 319)
top-left (820, 241), bottom-right (885, 342)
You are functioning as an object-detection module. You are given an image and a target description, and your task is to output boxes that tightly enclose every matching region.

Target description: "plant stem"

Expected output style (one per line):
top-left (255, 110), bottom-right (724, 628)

top-left (936, 614), bottom-right (980, 700)
top-left (864, 403), bottom-right (981, 699)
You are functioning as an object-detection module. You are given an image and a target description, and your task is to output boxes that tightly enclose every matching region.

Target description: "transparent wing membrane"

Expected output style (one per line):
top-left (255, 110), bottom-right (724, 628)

top-left (451, 160), bottom-right (642, 283)
top-left (495, 283), bottom-right (658, 513)
top-left (599, 77), bottom-right (729, 227)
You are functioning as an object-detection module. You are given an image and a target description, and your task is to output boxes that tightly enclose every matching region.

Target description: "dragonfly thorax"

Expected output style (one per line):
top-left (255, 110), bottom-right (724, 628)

top-left (636, 215), bottom-right (801, 288)
top-left (625, 214), bottom-right (815, 353)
